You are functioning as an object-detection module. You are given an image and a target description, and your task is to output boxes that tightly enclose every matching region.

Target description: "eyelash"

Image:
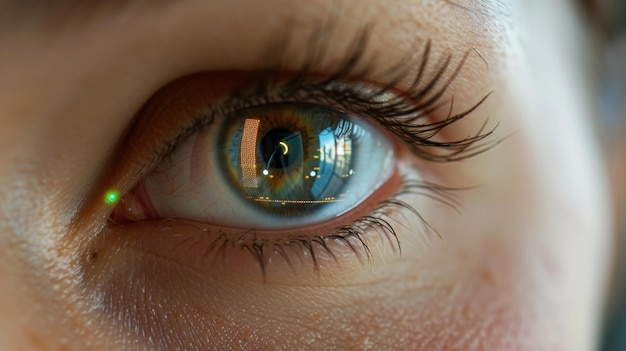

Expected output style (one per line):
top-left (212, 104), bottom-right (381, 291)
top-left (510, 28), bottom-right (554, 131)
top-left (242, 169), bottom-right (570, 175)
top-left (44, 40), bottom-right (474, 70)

top-left (112, 28), bottom-right (495, 276)
top-left (160, 33), bottom-right (496, 163)
top-left (167, 178), bottom-right (461, 277)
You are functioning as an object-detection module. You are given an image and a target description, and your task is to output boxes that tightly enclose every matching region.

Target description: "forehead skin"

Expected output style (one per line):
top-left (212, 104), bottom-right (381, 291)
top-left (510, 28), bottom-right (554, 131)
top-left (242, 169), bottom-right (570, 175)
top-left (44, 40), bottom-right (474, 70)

top-left (0, 0), bottom-right (611, 350)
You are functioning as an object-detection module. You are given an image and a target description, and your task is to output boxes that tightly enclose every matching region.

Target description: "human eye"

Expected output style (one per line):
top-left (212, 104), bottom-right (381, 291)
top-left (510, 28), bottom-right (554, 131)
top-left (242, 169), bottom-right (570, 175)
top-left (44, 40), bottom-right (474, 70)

top-left (115, 102), bottom-right (396, 229)
top-left (97, 31), bottom-right (494, 279)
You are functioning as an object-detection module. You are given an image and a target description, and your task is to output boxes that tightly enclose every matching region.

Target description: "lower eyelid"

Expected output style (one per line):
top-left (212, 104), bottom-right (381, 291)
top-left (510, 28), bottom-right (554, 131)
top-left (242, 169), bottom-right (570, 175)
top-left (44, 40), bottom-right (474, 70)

top-left (113, 167), bottom-right (401, 270)
top-left (98, 161), bottom-right (457, 284)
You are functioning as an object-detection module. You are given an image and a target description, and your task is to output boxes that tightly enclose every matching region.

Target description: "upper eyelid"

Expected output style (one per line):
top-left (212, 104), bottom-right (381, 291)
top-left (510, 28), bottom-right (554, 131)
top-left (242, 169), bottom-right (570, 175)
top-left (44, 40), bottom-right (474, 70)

top-left (158, 26), bottom-right (496, 163)
top-left (96, 29), bottom-right (496, 208)
top-left (117, 67), bottom-right (490, 196)
top-left (158, 52), bottom-right (494, 166)
top-left (108, 78), bottom-right (475, 197)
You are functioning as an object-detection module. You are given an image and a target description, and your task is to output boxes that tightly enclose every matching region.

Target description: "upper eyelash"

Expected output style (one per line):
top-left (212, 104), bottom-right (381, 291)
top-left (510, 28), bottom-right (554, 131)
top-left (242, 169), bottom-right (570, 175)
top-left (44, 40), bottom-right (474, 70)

top-left (242, 25), bottom-right (497, 161)
top-left (161, 26), bottom-right (497, 164)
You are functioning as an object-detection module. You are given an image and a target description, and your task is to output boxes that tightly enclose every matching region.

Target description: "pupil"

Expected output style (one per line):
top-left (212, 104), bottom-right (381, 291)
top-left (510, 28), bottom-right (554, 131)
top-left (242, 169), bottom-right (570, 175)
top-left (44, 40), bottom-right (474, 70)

top-left (260, 128), bottom-right (301, 169)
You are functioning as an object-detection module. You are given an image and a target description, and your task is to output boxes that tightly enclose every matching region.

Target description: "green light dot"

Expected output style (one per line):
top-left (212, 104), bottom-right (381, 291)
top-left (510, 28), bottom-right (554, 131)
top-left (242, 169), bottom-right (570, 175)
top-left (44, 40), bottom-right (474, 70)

top-left (104, 190), bottom-right (120, 205)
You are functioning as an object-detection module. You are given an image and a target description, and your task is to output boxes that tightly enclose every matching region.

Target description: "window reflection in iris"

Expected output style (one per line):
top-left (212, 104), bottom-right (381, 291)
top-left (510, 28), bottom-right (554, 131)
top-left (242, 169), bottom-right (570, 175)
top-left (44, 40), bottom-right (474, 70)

top-left (221, 103), bottom-right (384, 218)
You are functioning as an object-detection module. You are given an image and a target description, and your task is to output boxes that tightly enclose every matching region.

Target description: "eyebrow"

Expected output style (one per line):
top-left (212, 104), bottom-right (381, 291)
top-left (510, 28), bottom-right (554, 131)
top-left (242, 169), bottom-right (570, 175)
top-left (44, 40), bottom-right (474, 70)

top-left (1, 0), bottom-right (509, 33)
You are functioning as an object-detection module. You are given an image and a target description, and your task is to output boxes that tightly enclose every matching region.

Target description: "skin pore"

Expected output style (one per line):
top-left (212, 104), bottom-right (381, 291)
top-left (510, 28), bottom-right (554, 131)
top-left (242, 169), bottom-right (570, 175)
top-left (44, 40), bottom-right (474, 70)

top-left (0, 0), bottom-right (612, 350)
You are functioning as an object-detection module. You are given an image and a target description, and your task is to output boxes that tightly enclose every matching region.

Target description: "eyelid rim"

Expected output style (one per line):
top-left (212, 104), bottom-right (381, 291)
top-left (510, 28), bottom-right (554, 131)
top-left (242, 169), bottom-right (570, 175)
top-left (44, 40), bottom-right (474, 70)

top-left (83, 62), bottom-right (493, 230)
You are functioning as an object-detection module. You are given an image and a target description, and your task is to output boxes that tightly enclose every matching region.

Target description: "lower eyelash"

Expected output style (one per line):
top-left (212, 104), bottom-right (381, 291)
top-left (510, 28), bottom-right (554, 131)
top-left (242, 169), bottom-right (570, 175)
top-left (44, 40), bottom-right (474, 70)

top-left (159, 176), bottom-right (461, 278)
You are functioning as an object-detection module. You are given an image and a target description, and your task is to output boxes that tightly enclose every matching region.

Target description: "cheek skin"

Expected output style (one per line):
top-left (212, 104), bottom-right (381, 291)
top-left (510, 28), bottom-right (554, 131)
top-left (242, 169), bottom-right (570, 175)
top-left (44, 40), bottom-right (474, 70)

top-left (345, 220), bottom-right (586, 351)
top-left (82, 227), bottom-right (559, 350)
top-left (0, 212), bottom-right (115, 351)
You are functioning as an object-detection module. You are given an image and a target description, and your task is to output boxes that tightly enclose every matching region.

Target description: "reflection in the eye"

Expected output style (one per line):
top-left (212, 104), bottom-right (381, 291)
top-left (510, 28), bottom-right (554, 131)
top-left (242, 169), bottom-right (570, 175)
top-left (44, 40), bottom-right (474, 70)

top-left (230, 111), bottom-right (358, 213)
top-left (310, 125), bottom-right (351, 200)
top-left (240, 118), bottom-right (261, 188)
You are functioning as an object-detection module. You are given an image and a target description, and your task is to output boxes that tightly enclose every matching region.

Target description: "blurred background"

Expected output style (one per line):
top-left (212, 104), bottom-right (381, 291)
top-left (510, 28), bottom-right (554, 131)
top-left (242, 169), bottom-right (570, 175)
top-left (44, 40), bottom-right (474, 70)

top-left (586, 0), bottom-right (626, 349)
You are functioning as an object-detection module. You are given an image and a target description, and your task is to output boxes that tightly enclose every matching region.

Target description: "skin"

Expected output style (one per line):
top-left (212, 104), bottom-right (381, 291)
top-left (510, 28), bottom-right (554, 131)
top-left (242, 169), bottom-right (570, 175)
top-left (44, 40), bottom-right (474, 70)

top-left (0, 0), bottom-right (613, 350)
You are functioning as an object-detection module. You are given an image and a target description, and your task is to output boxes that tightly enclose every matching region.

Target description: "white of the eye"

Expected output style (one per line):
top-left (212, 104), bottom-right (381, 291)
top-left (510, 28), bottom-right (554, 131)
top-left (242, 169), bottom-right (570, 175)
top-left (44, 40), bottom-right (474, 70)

top-left (140, 119), bottom-right (394, 229)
